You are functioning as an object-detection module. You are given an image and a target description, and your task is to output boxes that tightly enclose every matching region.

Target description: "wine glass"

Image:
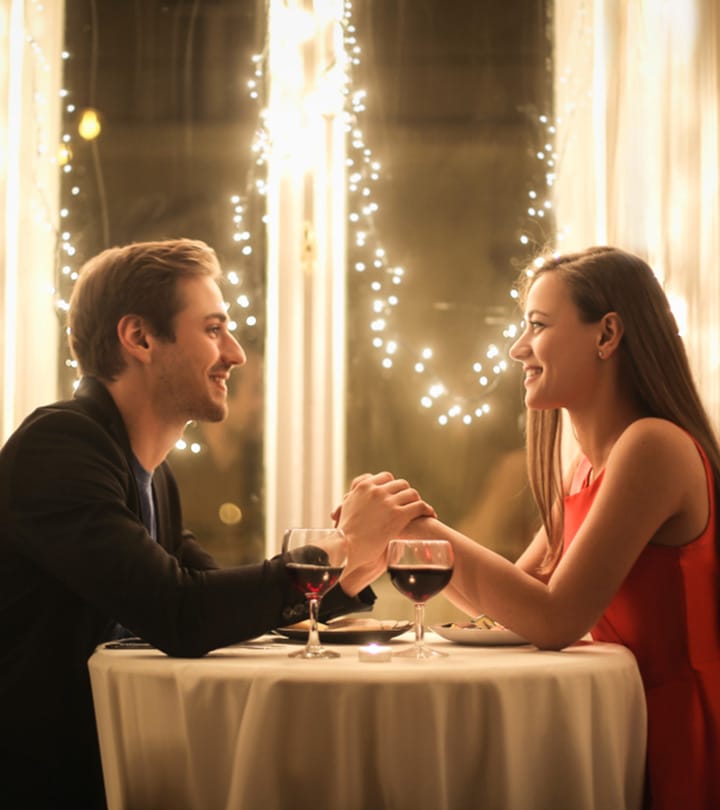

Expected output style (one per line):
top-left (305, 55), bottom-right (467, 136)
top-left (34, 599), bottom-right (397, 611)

top-left (387, 539), bottom-right (454, 659)
top-left (284, 528), bottom-right (349, 659)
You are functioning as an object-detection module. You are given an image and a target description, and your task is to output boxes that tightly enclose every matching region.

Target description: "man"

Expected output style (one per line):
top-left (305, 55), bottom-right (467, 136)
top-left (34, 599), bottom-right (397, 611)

top-left (0, 239), bottom-right (431, 808)
top-left (170, 345), bottom-right (266, 565)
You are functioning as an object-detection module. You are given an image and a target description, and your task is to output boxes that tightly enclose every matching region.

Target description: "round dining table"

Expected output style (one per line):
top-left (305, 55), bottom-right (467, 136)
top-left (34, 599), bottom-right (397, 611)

top-left (88, 632), bottom-right (647, 810)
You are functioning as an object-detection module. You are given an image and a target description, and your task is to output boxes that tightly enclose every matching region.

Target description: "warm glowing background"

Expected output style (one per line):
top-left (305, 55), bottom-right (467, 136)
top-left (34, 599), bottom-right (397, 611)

top-left (2, 0), bottom-right (719, 622)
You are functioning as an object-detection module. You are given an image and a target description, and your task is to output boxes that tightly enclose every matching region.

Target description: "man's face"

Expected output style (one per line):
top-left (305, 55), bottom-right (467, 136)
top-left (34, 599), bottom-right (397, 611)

top-left (150, 276), bottom-right (246, 424)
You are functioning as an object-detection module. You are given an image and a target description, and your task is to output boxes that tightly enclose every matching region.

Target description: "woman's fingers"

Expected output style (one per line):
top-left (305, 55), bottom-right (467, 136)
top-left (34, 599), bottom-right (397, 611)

top-left (350, 472), bottom-right (434, 512)
top-left (350, 471), bottom-right (387, 488)
top-left (402, 499), bottom-right (437, 519)
top-left (382, 477), bottom-right (411, 494)
top-left (349, 473), bottom-right (373, 489)
top-left (390, 485), bottom-right (420, 504)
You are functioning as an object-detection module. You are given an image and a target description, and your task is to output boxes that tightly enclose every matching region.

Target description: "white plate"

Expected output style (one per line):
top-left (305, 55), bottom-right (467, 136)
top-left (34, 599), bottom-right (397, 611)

top-left (430, 623), bottom-right (530, 647)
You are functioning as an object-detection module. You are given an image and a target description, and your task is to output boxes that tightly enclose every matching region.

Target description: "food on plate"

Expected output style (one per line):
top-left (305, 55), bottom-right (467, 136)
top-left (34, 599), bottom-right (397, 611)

top-left (446, 614), bottom-right (506, 631)
top-left (326, 617), bottom-right (401, 630)
top-left (281, 617), bottom-right (407, 632)
top-left (282, 619), bottom-right (328, 631)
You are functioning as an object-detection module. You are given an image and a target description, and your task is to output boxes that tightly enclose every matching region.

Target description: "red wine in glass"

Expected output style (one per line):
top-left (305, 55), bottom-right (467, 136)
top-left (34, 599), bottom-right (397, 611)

top-left (287, 564), bottom-right (344, 599)
top-left (387, 539), bottom-right (454, 659)
top-left (387, 565), bottom-right (453, 603)
top-left (284, 528), bottom-right (348, 659)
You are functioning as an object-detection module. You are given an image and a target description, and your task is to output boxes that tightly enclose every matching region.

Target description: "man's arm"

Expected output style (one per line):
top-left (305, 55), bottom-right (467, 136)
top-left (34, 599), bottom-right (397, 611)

top-left (2, 410), bottom-right (305, 655)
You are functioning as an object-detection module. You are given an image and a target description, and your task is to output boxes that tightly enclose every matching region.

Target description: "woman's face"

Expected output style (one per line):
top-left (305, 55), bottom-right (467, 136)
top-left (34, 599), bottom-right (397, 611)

top-left (509, 271), bottom-right (601, 411)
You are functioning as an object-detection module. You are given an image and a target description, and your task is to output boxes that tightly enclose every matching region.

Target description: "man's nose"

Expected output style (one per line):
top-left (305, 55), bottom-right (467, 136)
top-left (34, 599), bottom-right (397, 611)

top-left (225, 334), bottom-right (247, 367)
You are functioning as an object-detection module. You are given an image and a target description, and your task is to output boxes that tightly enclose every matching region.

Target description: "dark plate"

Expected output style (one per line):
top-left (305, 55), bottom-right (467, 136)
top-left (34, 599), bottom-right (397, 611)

top-left (274, 620), bottom-right (411, 645)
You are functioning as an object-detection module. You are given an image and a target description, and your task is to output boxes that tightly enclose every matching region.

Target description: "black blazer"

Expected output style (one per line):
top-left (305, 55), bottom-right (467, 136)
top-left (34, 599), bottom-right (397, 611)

top-left (0, 377), bottom-right (371, 808)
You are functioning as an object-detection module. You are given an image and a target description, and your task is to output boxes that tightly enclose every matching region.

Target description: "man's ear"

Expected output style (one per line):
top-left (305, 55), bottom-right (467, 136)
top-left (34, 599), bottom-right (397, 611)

top-left (117, 315), bottom-right (151, 363)
top-left (597, 312), bottom-right (624, 356)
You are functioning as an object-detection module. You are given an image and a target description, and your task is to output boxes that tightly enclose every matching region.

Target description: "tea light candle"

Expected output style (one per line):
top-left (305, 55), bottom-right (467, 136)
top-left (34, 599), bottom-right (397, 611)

top-left (358, 643), bottom-right (392, 662)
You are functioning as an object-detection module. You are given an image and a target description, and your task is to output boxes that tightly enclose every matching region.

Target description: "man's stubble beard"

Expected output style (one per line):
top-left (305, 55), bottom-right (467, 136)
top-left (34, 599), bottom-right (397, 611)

top-left (156, 369), bottom-right (228, 426)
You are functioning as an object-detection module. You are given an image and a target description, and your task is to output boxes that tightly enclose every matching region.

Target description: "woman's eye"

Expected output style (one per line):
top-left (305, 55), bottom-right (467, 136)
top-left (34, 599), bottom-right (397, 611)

top-left (529, 321), bottom-right (545, 332)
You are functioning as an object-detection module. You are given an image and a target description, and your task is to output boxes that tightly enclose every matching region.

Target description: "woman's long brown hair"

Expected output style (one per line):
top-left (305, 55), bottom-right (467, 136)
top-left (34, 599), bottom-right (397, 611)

top-left (518, 247), bottom-right (720, 574)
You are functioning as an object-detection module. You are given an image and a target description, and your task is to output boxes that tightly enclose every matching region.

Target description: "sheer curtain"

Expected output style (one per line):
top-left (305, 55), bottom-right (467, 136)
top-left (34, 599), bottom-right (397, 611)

top-left (0, 0), bottom-right (63, 443)
top-left (555, 0), bottom-right (720, 427)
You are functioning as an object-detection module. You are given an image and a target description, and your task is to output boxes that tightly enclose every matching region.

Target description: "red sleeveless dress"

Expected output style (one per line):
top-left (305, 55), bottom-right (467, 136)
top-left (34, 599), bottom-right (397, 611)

top-left (564, 448), bottom-right (720, 810)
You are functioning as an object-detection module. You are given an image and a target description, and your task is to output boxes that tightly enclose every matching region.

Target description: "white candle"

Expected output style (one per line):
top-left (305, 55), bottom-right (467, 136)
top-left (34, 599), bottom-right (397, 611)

top-left (358, 643), bottom-right (392, 662)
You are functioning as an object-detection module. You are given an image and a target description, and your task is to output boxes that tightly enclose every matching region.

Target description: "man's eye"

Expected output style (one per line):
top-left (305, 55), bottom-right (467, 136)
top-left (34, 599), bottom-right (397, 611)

top-left (208, 326), bottom-right (222, 336)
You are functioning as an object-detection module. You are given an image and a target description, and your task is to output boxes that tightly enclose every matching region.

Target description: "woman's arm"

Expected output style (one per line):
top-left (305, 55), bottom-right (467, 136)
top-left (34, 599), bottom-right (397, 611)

top-left (398, 419), bottom-right (708, 648)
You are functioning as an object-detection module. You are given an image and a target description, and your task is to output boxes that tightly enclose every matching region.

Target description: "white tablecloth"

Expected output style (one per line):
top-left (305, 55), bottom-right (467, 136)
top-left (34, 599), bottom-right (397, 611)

top-left (89, 634), bottom-right (647, 810)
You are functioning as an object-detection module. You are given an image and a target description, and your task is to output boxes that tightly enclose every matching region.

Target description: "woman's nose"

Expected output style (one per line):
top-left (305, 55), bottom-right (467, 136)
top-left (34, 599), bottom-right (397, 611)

top-left (509, 332), bottom-right (528, 361)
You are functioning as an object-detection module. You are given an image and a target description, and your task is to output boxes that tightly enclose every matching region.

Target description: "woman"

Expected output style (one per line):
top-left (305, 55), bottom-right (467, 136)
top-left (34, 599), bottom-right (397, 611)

top-left (340, 246), bottom-right (720, 809)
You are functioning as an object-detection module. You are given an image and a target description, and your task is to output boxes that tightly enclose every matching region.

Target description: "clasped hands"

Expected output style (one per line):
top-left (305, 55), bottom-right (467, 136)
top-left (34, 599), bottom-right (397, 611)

top-left (332, 471), bottom-right (436, 596)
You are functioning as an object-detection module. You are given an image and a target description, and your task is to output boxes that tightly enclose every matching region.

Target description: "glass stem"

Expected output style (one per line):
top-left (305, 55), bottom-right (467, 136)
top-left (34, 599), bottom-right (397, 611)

top-left (414, 602), bottom-right (426, 650)
top-left (307, 597), bottom-right (322, 651)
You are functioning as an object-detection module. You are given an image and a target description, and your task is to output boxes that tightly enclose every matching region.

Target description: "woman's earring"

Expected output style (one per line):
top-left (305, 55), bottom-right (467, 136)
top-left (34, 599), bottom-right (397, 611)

top-left (598, 351), bottom-right (604, 359)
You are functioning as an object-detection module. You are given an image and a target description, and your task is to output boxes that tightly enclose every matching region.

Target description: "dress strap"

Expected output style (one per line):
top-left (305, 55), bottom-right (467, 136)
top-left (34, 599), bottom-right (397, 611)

top-left (569, 456), bottom-right (593, 494)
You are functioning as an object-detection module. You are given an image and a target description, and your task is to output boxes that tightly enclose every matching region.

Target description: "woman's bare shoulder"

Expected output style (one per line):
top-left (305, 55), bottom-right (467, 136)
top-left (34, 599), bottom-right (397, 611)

top-left (618, 416), bottom-right (693, 447)
top-left (609, 417), bottom-right (701, 478)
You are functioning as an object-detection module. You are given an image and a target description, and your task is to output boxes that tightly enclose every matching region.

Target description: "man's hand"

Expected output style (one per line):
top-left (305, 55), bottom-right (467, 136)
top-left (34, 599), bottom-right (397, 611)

top-left (335, 472), bottom-right (436, 594)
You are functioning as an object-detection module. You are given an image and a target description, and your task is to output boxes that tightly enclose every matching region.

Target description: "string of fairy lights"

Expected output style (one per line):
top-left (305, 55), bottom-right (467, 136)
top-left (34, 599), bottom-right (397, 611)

top-left (338, 2), bottom-right (561, 426)
top-left (221, 50), bottom-right (270, 342)
top-left (54, 0), bottom-right (563, 429)
top-left (54, 48), bottom-right (267, 391)
top-left (223, 0), bottom-right (563, 428)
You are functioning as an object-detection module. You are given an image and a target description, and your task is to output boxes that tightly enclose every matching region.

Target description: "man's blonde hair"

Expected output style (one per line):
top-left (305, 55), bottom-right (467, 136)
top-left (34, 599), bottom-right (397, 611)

top-left (68, 238), bottom-right (221, 380)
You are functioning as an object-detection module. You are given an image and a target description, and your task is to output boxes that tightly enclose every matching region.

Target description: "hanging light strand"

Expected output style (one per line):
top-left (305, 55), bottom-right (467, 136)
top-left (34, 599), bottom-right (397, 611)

top-left (339, 2), bottom-right (560, 426)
